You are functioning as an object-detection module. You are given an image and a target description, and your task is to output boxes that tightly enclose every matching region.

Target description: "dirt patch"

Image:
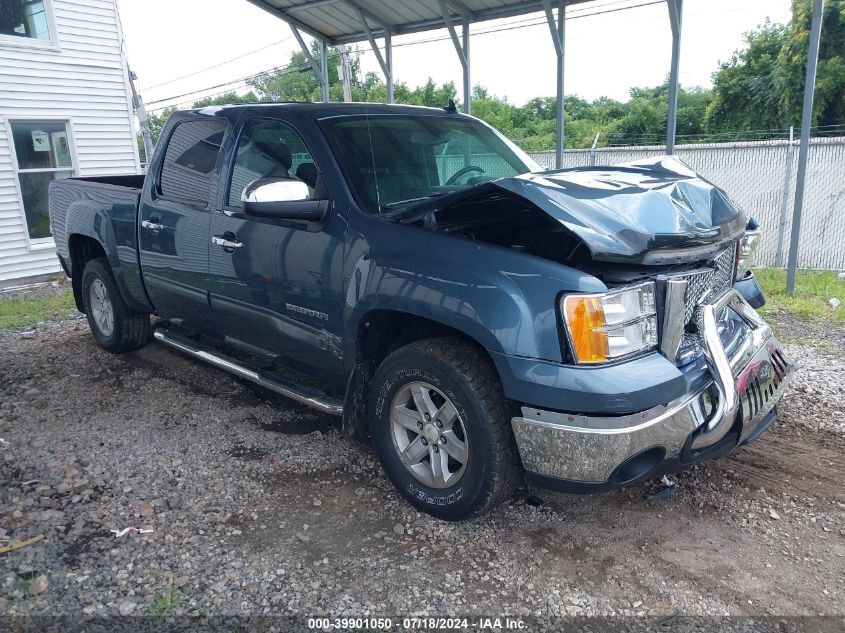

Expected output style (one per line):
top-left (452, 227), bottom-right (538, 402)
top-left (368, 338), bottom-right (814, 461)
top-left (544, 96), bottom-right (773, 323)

top-left (259, 413), bottom-right (337, 435)
top-left (227, 443), bottom-right (270, 462)
top-left (0, 318), bottom-right (843, 621)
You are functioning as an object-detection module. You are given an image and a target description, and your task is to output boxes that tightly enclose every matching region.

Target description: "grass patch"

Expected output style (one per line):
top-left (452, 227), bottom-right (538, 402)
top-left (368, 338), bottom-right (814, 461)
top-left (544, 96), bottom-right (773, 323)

top-left (149, 582), bottom-right (182, 619)
top-left (755, 268), bottom-right (844, 324)
top-left (0, 288), bottom-right (76, 331)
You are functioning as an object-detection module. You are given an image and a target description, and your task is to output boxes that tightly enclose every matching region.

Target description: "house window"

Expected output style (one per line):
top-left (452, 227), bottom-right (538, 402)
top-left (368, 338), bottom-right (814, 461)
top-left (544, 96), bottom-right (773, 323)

top-left (10, 121), bottom-right (75, 241)
top-left (0, 1), bottom-right (51, 41)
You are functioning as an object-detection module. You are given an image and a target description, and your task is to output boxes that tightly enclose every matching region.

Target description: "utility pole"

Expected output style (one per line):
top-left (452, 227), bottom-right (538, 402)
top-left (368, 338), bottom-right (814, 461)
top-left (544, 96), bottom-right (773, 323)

top-left (128, 69), bottom-right (154, 169)
top-left (339, 46), bottom-right (353, 102)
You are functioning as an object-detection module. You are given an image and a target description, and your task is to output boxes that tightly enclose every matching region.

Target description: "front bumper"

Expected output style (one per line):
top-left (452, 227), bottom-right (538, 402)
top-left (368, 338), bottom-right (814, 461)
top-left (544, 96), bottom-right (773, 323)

top-left (511, 289), bottom-right (796, 491)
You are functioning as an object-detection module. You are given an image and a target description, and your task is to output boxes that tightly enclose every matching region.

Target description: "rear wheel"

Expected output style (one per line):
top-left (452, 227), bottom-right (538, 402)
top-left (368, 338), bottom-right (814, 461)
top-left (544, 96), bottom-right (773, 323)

top-left (369, 338), bottom-right (521, 520)
top-left (81, 258), bottom-right (150, 353)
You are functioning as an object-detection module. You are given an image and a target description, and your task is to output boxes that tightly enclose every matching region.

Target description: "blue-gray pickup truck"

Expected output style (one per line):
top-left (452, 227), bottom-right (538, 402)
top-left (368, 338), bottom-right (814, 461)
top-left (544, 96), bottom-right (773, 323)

top-left (48, 103), bottom-right (795, 520)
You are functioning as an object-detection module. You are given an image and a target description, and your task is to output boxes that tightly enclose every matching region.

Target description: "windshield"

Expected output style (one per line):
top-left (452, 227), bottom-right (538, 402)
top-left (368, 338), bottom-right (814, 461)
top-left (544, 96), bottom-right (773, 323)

top-left (320, 114), bottom-right (540, 213)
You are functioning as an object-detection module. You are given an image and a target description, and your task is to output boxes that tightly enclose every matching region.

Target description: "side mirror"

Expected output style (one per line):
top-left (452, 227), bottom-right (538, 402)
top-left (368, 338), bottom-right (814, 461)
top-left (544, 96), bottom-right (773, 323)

top-left (241, 177), bottom-right (329, 222)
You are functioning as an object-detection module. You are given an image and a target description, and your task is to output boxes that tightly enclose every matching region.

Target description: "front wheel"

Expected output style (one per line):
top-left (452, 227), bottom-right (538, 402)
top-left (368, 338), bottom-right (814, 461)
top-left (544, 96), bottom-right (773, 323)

top-left (369, 338), bottom-right (521, 520)
top-left (81, 258), bottom-right (150, 353)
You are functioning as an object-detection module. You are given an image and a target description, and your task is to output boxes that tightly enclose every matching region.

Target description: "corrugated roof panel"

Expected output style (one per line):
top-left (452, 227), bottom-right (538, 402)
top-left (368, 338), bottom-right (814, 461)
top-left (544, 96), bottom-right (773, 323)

top-left (371, 0), bottom-right (437, 25)
top-left (304, 5), bottom-right (359, 38)
top-left (250, 0), bottom-right (597, 44)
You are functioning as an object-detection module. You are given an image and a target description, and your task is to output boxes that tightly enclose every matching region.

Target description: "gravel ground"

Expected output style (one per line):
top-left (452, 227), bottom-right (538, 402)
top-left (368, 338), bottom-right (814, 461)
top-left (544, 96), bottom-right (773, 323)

top-left (0, 312), bottom-right (843, 627)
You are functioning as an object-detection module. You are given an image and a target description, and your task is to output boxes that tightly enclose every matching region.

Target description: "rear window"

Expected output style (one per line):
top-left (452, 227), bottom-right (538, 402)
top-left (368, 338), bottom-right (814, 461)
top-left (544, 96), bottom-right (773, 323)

top-left (159, 119), bottom-right (226, 204)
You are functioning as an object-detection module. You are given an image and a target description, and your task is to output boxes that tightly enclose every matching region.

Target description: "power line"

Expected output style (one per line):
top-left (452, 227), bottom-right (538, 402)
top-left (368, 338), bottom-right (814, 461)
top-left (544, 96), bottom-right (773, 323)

top-left (142, 35), bottom-right (294, 91)
top-left (145, 0), bottom-right (661, 111)
top-left (147, 54), bottom-right (340, 108)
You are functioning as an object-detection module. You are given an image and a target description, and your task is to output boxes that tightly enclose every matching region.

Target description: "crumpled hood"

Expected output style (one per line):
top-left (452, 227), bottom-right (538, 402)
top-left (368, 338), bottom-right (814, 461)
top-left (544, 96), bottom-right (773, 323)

top-left (496, 155), bottom-right (747, 264)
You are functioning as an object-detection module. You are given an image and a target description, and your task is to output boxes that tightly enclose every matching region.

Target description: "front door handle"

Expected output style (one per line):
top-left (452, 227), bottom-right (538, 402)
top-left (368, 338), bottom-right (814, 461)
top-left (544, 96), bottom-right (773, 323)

top-left (211, 235), bottom-right (244, 249)
top-left (141, 219), bottom-right (165, 231)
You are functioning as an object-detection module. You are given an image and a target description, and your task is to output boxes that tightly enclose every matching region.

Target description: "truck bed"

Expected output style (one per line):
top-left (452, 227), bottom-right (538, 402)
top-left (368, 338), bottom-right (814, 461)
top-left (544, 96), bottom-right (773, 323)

top-left (49, 175), bottom-right (145, 251)
top-left (64, 174), bottom-right (146, 190)
top-left (48, 173), bottom-right (151, 312)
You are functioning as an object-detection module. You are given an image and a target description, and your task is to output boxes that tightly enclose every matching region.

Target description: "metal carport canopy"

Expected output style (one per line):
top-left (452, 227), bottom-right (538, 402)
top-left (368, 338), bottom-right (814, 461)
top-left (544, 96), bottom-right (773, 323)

top-left (247, 0), bottom-right (593, 44)
top-left (245, 0), bottom-right (648, 169)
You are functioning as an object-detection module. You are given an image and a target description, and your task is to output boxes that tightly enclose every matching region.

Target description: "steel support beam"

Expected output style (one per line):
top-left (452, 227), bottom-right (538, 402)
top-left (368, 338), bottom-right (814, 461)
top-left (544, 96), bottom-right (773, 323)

top-left (319, 40), bottom-right (330, 102)
top-left (330, 1), bottom-right (589, 45)
top-left (356, 8), bottom-right (393, 103)
top-left (245, 0), bottom-right (326, 42)
top-left (386, 31), bottom-right (394, 103)
top-left (542, 0), bottom-right (565, 168)
top-left (446, 0), bottom-right (474, 19)
top-left (666, 0), bottom-right (683, 154)
top-left (786, 0), bottom-right (825, 294)
top-left (462, 16), bottom-right (470, 114)
top-left (437, 0), bottom-right (471, 114)
top-left (346, 0), bottom-right (392, 32)
top-left (290, 25), bottom-right (329, 103)
top-left (286, 0), bottom-right (338, 14)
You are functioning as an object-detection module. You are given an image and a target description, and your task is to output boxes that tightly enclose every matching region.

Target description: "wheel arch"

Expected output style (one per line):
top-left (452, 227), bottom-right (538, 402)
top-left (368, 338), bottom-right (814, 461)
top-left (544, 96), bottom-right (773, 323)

top-left (66, 231), bottom-right (152, 314)
top-left (67, 234), bottom-right (108, 312)
top-left (341, 309), bottom-right (508, 441)
top-left (356, 309), bottom-right (500, 373)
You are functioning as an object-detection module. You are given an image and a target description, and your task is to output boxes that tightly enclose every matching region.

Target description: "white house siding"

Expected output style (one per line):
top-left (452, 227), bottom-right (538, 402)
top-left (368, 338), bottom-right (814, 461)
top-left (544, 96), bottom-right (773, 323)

top-left (0, 0), bottom-right (139, 285)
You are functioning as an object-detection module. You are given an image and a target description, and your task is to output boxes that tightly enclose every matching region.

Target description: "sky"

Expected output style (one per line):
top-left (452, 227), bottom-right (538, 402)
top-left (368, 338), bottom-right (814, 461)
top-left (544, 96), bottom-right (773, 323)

top-left (116, 0), bottom-right (793, 116)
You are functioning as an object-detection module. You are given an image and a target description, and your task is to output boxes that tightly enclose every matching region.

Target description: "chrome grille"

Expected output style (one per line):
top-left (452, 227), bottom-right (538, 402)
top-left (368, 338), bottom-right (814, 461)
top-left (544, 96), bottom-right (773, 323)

top-left (677, 246), bottom-right (737, 325)
top-left (665, 244), bottom-right (738, 361)
top-left (711, 247), bottom-right (736, 291)
top-left (681, 269), bottom-right (715, 323)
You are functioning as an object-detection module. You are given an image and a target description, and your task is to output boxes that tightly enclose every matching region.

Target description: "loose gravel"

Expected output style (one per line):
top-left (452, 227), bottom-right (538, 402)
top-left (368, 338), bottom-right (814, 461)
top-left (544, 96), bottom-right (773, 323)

top-left (1, 313), bottom-right (843, 625)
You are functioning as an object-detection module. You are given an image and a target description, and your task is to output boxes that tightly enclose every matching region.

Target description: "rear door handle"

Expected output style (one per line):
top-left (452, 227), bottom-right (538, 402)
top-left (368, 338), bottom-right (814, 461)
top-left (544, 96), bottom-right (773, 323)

top-left (141, 219), bottom-right (165, 231)
top-left (211, 235), bottom-right (244, 249)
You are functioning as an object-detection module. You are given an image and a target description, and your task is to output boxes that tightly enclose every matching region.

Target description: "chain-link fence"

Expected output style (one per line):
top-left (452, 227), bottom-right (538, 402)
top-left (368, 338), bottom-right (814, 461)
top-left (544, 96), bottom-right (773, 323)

top-left (528, 137), bottom-right (845, 270)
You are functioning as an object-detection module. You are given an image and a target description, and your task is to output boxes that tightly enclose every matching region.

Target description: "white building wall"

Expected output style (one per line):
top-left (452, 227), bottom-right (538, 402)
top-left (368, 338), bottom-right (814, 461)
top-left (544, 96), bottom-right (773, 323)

top-left (0, 0), bottom-right (139, 285)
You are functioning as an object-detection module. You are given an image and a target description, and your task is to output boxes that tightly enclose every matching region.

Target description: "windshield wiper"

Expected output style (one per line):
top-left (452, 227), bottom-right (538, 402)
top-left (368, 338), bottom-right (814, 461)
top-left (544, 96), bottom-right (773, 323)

top-left (381, 193), bottom-right (447, 218)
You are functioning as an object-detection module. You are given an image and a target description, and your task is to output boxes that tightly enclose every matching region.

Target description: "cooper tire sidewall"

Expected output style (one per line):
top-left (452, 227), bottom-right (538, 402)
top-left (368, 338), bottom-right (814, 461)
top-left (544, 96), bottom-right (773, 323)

top-left (370, 356), bottom-right (497, 520)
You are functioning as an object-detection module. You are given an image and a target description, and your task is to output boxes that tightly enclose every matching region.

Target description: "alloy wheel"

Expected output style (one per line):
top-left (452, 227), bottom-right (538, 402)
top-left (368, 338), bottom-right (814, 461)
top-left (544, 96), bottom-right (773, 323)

top-left (389, 381), bottom-right (469, 489)
top-left (89, 278), bottom-right (114, 337)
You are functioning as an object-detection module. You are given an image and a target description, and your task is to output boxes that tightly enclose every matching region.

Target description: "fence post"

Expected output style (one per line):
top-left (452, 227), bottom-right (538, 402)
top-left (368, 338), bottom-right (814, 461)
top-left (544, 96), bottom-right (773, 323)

top-left (774, 126), bottom-right (795, 268)
top-left (590, 132), bottom-right (600, 166)
top-left (786, 0), bottom-right (825, 294)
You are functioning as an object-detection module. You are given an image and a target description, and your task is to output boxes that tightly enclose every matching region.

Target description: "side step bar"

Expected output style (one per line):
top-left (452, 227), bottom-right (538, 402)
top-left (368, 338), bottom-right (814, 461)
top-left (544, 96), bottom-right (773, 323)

top-left (153, 329), bottom-right (344, 416)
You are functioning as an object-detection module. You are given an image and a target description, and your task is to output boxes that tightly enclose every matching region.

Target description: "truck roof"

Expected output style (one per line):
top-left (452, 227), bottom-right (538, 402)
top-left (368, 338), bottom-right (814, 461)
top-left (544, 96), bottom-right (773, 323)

top-left (182, 101), bottom-right (467, 121)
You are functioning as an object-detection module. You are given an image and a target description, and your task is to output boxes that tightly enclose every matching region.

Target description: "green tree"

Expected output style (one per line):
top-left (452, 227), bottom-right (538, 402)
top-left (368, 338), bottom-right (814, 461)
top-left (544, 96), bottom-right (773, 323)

top-left (777, 0), bottom-right (845, 127)
top-left (705, 20), bottom-right (787, 132)
top-left (706, 1), bottom-right (845, 133)
top-left (191, 90), bottom-right (259, 108)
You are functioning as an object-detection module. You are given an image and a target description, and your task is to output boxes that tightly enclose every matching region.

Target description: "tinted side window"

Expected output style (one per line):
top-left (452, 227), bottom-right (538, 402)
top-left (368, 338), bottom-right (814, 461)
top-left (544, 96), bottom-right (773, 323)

top-left (159, 119), bottom-right (227, 205)
top-left (228, 119), bottom-right (318, 207)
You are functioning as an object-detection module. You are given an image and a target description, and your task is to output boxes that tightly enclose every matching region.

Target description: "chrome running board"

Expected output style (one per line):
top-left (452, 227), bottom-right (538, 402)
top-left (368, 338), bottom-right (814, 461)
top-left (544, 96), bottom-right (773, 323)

top-left (153, 328), bottom-right (344, 416)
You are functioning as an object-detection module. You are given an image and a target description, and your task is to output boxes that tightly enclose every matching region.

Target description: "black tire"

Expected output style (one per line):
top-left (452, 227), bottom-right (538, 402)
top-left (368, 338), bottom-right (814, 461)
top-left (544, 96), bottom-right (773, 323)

top-left (369, 338), bottom-right (522, 521)
top-left (81, 257), bottom-right (150, 353)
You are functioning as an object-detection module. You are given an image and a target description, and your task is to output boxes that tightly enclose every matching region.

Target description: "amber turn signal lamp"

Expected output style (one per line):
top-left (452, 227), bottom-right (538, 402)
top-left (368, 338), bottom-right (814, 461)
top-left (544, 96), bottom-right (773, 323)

top-left (563, 295), bottom-right (609, 363)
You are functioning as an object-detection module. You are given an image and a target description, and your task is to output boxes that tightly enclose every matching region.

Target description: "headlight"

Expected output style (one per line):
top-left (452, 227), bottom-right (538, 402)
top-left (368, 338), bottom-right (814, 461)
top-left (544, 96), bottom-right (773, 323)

top-left (561, 282), bottom-right (657, 364)
top-left (735, 229), bottom-right (761, 280)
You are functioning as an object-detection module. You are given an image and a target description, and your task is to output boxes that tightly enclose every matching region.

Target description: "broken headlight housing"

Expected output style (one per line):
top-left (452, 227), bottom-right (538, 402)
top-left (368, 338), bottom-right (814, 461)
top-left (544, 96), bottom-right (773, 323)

top-left (735, 218), bottom-right (761, 280)
top-left (561, 282), bottom-right (657, 364)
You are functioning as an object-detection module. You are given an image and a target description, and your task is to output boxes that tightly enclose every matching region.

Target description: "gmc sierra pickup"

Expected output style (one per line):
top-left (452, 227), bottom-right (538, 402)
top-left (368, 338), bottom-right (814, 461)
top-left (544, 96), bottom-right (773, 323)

top-left (49, 103), bottom-right (794, 520)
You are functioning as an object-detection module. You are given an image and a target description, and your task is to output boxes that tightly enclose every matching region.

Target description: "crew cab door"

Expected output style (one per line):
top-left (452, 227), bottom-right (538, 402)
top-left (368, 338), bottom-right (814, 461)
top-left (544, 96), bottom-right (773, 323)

top-left (139, 116), bottom-right (228, 326)
top-left (206, 115), bottom-right (345, 382)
